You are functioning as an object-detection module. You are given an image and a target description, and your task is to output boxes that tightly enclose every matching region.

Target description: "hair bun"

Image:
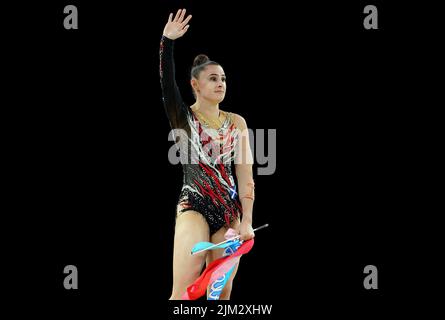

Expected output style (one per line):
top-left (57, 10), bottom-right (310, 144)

top-left (193, 54), bottom-right (210, 67)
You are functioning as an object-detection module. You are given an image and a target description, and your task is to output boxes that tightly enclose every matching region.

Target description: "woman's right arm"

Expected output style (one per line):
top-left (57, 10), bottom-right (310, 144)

top-left (159, 9), bottom-right (192, 129)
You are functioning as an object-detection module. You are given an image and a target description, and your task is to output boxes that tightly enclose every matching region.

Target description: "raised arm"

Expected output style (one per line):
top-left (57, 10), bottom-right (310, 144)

top-left (159, 9), bottom-right (192, 129)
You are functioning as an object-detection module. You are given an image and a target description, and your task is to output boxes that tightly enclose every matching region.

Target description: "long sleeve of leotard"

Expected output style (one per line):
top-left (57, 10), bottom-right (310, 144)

top-left (159, 36), bottom-right (188, 129)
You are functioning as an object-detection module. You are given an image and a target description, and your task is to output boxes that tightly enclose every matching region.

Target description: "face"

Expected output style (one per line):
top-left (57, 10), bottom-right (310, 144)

top-left (192, 65), bottom-right (226, 103)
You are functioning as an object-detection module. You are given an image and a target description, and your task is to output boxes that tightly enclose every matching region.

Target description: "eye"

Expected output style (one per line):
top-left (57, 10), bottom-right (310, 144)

top-left (210, 76), bottom-right (217, 81)
top-left (222, 77), bottom-right (226, 82)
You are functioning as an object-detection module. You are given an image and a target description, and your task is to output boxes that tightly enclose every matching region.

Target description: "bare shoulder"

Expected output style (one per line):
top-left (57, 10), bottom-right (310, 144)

top-left (225, 111), bottom-right (247, 130)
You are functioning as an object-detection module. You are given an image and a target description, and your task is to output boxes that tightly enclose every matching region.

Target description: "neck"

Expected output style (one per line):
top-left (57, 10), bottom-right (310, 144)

top-left (193, 98), bottom-right (220, 118)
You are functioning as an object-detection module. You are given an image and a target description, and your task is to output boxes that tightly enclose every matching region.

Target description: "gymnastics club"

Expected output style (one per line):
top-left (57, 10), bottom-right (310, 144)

top-left (191, 223), bottom-right (269, 255)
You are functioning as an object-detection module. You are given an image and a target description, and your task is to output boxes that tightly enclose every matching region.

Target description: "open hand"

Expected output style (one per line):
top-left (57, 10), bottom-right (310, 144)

top-left (163, 9), bottom-right (192, 40)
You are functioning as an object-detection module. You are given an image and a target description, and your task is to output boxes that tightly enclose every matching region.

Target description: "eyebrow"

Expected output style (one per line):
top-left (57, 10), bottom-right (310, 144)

top-left (208, 73), bottom-right (226, 77)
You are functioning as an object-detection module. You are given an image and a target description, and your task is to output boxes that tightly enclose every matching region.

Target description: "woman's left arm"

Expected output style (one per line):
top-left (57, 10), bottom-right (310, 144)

top-left (233, 114), bottom-right (255, 241)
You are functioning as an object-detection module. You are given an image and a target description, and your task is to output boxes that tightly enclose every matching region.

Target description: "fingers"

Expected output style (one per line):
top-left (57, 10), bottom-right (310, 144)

top-left (174, 8), bottom-right (186, 23)
top-left (181, 14), bottom-right (192, 28)
top-left (179, 8), bottom-right (187, 22)
top-left (182, 24), bottom-right (190, 33)
top-left (241, 232), bottom-right (255, 241)
top-left (173, 9), bottom-right (190, 23)
top-left (168, 13), bottom-right (173, 23)
top-left (173, 9), bottom-right (182, 22)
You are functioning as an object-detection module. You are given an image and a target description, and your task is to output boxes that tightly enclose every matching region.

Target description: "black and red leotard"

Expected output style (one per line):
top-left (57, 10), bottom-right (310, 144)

top-left (159, 36), bottom-right (243, 235)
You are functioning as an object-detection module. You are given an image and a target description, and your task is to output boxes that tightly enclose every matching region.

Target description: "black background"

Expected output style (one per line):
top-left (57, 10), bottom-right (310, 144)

top-left (8, 0), bottom-right (442, 317)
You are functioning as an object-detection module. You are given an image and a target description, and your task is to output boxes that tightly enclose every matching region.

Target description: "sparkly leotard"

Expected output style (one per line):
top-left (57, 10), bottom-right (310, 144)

top-left (159, 36), bottom-right (243, 235)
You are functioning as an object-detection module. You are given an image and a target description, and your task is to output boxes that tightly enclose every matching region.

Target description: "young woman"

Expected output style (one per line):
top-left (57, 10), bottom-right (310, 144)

top-left (160, 9), bottom-right (255, 300)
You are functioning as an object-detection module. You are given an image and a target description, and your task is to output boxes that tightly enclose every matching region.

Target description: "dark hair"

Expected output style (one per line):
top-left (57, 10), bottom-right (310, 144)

top-left (191, 54), bottom-right (220, 79)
